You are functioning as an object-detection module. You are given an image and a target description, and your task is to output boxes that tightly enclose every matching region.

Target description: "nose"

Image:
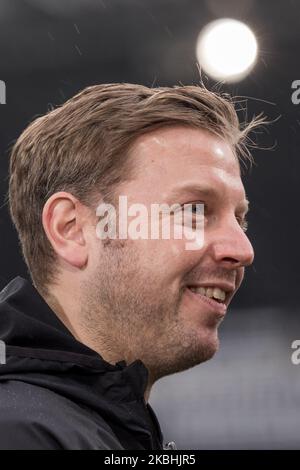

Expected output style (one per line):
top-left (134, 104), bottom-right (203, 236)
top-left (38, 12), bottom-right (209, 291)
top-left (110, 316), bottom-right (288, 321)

top-left (211, 219), bottom-right (254, 269)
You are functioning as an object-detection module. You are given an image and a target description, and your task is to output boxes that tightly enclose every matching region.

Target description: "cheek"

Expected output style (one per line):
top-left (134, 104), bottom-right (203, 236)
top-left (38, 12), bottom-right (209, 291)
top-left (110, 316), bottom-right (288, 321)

top-left (88, 239), bottom-right (102, 271)
top-left (170, 243), bottom-right (204, 274)
top-left (147, 238), bottom-right (206, 282)
top-left (236, 267), bottom-right (245, 289)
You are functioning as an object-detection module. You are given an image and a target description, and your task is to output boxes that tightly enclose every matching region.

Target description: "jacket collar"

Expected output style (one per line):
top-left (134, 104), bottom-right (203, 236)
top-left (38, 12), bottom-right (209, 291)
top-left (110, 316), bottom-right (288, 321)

top-left (0, 276), bottom-right (164, 450)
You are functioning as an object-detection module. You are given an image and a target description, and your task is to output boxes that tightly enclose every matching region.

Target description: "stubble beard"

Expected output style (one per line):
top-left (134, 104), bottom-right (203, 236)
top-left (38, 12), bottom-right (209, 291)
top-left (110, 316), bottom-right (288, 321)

top-left (79, 245), bottom-right (219, 383)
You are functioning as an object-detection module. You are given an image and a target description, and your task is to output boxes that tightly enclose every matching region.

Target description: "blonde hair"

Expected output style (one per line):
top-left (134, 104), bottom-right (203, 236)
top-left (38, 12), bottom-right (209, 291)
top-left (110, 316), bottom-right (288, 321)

top-left (8, 83), bottom-right (263, 295)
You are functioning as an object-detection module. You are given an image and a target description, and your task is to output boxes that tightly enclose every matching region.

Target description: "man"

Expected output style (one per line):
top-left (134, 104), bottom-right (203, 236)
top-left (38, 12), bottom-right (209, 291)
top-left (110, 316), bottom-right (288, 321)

top-left (0, 83), bottom-right (260, 449)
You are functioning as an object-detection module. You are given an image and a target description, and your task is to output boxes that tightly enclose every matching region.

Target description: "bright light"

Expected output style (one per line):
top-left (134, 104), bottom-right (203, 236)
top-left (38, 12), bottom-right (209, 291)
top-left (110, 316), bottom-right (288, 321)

top-left (196, 18), bottom-right (258, 82)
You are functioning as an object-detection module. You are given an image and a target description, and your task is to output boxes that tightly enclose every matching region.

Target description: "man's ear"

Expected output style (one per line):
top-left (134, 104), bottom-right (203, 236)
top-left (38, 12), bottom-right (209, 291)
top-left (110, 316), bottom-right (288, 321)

top-left (42, 192), bottom-right (90, 269)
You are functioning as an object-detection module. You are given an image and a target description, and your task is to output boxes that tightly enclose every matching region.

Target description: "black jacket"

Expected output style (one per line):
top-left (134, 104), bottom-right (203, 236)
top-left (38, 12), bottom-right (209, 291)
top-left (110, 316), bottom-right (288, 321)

top-left (0, 276), bottom-right (167, 450)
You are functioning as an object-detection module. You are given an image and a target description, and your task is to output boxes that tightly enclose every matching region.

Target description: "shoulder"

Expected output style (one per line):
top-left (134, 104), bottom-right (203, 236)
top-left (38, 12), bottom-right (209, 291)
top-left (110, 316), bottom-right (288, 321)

top-left (0, 380), bottom-right (123, 450)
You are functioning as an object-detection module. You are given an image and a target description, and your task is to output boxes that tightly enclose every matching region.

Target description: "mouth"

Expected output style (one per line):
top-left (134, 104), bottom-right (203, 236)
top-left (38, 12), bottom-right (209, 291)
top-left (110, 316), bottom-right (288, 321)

top-left (185, 284), bottom-right (234, 318)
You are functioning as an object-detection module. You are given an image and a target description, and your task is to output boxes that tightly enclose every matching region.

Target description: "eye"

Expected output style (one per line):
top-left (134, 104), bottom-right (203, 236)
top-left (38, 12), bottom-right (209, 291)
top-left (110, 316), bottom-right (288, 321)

top-left (236, 216), bottom-right (248, 232)
top-left (183, 202), bottom-right (205, 215)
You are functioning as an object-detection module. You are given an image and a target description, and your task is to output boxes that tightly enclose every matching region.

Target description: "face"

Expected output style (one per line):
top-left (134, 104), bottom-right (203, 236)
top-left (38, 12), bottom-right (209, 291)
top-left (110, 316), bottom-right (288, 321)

top-left (81, 126), bottom-right (254, 381)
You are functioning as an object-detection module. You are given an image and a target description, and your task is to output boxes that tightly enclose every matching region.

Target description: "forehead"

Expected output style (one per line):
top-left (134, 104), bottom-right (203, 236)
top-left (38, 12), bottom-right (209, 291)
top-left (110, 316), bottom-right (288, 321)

top-left (127, 126), bottom-right (246, 203)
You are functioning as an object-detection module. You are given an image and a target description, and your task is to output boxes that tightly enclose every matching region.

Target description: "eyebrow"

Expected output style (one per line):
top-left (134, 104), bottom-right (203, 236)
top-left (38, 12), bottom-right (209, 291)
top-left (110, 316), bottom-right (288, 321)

top-left (167, 183), bottom-right (249, 214)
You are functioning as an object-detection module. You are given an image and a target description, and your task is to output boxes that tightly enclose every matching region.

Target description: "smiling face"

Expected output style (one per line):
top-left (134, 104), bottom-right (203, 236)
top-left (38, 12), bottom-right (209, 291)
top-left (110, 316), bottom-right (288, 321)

top-left (81, 125), bottom-right (254, 382)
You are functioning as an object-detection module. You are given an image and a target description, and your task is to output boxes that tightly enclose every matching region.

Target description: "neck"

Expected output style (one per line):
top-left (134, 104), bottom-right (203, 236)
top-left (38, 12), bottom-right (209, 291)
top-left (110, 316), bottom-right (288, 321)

top-left (42, 286), bottom-right (154, 402)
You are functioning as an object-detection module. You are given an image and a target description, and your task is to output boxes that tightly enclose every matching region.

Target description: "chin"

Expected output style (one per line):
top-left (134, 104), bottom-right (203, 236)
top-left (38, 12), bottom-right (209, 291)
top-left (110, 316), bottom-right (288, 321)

top-left (202, 336), bottom-right (220, 361)
top-left (194, 331), bottom-right (219, 361)
top-left (158, 333), bottom-right (220, 379)
top-left (183, 327), bottom-right (220, 367)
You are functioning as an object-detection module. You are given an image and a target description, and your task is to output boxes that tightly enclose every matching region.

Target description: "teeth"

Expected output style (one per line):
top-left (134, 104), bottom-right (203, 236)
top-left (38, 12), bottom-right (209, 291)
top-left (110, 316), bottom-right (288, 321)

top-left (212, 287), bottom-right (226, 301)
top-left (190, 286), bottom-right (226, 302)
top-left (206, 287), bottom-right (214, 298)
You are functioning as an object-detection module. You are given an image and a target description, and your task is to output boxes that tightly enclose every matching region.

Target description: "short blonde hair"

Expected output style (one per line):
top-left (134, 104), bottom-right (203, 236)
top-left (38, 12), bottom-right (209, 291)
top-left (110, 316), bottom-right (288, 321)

top-left (8, 83), bottom-right (262, 295)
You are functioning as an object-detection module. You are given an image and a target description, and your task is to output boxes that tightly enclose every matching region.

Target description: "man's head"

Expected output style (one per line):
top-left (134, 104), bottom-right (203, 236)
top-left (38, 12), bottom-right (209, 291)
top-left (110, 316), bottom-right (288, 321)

top-left (8, 83), bottom-right (260, 386)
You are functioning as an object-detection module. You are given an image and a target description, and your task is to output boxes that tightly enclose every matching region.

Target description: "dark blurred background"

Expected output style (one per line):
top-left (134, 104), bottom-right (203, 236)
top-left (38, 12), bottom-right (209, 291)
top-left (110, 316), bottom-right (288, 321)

top-left (0, 0), bottom-right (299, 449)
